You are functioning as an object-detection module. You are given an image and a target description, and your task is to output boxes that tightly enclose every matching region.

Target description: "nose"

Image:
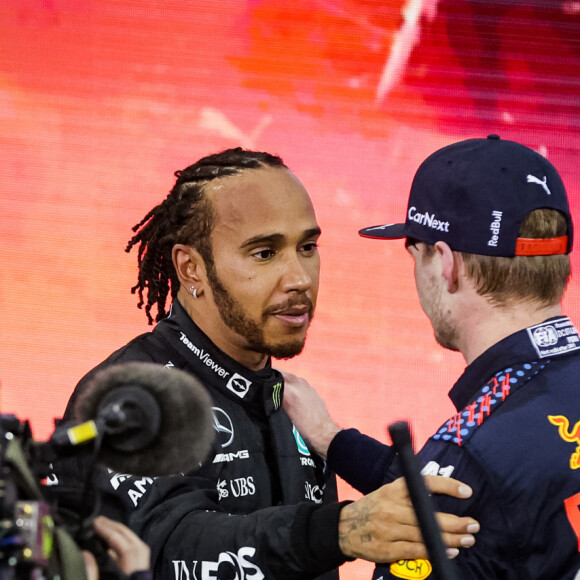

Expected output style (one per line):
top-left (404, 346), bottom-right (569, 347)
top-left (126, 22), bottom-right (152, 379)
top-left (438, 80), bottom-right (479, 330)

top-left (280, 252), bottom-right (314, 293)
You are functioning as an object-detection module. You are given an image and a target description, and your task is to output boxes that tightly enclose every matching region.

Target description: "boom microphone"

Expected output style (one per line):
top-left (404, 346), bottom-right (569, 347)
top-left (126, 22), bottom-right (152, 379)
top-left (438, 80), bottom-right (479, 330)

top-left (388, 421), bottom-right (458, 580)
top-left (54, 362), bottom-right (214, 476)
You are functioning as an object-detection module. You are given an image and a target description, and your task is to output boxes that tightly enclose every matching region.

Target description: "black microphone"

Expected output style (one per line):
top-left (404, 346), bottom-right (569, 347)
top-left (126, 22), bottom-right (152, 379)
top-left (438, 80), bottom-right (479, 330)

top-left (388, 421), bottom-right (458, 580)
top-left (52, 362), bottom-right (214, 476)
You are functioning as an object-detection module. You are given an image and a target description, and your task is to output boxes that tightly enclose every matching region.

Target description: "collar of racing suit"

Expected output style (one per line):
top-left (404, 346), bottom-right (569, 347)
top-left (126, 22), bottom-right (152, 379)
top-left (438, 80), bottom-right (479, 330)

top-left (154, 298), bottom-right (285, 417)
top-left (448, 315), bottom-right (580, 410)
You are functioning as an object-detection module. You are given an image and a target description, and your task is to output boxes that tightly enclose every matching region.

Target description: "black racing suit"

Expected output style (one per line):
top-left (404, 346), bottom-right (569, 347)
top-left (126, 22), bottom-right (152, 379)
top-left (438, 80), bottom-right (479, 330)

top-left (59, 300), bottom-right (346, 580)
top-left (328, 316), bottom-right (580, 579)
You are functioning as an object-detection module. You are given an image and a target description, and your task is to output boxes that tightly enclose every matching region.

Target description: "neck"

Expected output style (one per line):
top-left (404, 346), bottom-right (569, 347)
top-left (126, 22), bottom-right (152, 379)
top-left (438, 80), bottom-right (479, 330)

top-left (457, 298), bottom-right (562, 365)
top-left (177, 290), bottom-right (269, 371)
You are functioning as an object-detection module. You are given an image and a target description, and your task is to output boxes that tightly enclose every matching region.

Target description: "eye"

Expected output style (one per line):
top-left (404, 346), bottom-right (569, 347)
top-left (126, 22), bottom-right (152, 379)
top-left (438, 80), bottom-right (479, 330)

top-left (300, 241), bottom-right (319, 255)
top-left (252, 248), bottom-right (276, 260)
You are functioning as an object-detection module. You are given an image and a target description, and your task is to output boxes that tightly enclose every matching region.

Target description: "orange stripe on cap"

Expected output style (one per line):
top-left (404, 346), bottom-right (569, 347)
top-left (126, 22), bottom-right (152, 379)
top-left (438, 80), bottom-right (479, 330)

top-left (515, 236), bottom-right (568, 256)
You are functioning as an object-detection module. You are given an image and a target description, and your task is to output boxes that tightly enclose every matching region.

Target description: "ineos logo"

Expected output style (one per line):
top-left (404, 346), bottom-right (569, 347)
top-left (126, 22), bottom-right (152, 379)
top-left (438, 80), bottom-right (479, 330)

top-left (226, 373), bottom-right (252, 398)
top-left (212, 407), bottom-right (234, 448)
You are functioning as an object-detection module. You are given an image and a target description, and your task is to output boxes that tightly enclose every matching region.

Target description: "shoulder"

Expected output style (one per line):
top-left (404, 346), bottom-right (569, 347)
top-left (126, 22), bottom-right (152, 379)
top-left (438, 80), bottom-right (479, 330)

top-left (64, 331), bottom-right (172, 418)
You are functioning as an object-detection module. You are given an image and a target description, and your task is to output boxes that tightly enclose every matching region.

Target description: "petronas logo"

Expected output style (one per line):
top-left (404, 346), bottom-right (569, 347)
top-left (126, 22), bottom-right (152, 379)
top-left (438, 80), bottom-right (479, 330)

top-left (272, 381), bottom-right (282, 409)
top-left (293, 426), bottom-right (311, 456)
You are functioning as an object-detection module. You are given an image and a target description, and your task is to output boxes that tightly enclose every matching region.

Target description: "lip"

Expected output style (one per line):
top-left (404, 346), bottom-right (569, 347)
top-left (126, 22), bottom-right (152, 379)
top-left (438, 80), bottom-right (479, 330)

top-left (272, 312), bottom-right (310, 327)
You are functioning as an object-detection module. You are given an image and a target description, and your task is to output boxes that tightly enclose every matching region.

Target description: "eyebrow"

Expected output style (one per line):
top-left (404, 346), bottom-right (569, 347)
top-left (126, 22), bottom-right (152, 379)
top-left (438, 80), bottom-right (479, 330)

top-left (240, 227), bottom-right (322, 249)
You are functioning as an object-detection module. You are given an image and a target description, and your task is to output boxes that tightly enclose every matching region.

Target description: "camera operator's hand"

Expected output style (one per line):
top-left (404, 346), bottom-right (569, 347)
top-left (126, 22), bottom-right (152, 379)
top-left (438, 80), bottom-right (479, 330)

top-left (83, 515), bottom-right (151, 579)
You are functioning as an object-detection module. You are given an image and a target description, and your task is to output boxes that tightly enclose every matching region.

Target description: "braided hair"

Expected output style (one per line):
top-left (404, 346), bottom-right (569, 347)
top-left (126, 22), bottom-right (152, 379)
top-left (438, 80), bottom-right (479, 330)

top-left (126, 147), bottom-right (286, 324)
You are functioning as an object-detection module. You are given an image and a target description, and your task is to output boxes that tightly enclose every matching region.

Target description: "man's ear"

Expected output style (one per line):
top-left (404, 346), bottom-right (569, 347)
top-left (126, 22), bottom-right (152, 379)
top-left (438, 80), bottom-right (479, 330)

top-left (435, 241), bottom-right (460, 293)
top-left (172, 244), bottom-right (207, 296)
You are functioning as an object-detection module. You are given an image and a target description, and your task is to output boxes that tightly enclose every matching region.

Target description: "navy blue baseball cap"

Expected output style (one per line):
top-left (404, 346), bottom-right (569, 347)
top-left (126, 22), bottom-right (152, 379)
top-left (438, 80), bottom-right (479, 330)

top-left (360, 135), bottom-right (573, 257)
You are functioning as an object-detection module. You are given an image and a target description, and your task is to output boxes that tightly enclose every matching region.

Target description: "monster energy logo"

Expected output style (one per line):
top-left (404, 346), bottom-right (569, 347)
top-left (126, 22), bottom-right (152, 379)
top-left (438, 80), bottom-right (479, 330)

top-left (272, 382), bottom-right (282, 409)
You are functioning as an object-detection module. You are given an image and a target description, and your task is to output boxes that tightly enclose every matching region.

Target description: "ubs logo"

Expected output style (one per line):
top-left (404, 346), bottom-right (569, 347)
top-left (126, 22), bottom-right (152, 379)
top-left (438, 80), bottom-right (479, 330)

top-left (212, 407), bottom-right (234, 448)
top-left (227, 373), bottom-right (252, 398)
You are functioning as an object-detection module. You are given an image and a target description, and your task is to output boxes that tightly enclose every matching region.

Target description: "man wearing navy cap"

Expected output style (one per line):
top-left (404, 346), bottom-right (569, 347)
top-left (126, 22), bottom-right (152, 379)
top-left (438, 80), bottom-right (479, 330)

top-left (283, 136), bottom-right (580, 578)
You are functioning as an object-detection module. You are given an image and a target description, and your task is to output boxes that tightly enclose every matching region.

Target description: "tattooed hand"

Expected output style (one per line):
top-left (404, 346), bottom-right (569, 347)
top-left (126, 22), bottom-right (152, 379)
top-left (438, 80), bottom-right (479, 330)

top-left (338, 476), bottom-right (479, 562)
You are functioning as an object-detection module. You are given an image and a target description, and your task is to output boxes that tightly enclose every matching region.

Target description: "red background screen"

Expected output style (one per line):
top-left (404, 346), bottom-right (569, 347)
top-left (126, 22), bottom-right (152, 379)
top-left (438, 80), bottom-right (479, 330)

top-left (2, 2), bottom-right (579, 576)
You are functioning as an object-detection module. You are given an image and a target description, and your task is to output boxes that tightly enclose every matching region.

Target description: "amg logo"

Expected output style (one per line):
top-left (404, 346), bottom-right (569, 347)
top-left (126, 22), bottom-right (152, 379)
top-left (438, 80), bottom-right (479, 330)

top-left (213, 450), bottom-right (250, 463)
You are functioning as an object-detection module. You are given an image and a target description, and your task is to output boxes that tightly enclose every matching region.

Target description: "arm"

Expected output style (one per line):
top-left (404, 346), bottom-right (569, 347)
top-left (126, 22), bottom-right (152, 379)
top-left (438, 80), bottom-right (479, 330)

top-left (129, 474), bottom-right (479, 579)
top-left (281, 371), bottom-right (396, 493)
top-left (338, 475), bottom-right (478, 562)
top-left (281, 370), bottom-right (341, 460)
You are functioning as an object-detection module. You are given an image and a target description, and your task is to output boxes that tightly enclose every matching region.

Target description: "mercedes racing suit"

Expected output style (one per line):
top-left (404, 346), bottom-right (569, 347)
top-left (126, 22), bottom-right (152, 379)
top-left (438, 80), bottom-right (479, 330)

top-left (328, 316), bottom-right (580, 579)
top-left (61, 299), bottom-right (346, 580)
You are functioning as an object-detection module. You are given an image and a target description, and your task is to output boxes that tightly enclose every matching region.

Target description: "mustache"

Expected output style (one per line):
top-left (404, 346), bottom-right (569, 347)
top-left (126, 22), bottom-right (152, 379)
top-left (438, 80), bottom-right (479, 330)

top-left (263, 295), bottom-right (314, 318)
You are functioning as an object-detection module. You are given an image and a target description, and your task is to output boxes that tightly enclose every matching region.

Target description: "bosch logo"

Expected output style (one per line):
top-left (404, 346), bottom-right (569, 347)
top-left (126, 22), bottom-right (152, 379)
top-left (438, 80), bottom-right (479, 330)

top-left (226, 373), bottom-right (252, 398)
top-left (212, 407), bottom-right (234, 448)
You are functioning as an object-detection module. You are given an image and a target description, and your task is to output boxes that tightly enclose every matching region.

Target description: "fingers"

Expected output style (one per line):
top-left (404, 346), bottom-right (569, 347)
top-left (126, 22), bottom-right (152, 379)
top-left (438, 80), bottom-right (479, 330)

top-left (424, 475), bottom-right (473, 499)
top-left (279, 370), bottom-right (340, 459)
top-left (338, 477), bottom-right (479, 563)
top-left (83, 550), bottom-right (99, 580)
top-left (423, 475), bottom-right (480, 542)
top-left (92, 516), bottom-right (150, 575)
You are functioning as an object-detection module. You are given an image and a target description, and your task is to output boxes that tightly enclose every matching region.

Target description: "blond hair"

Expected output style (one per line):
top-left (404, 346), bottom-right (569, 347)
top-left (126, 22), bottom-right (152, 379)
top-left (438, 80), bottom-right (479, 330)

top-left (461, 209), bottom-right (570, 306)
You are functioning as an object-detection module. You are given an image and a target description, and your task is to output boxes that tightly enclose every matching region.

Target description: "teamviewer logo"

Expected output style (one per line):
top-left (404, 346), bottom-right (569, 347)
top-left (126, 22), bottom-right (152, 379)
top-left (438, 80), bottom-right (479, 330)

top-left (226, 373), bottom-right (252, 398)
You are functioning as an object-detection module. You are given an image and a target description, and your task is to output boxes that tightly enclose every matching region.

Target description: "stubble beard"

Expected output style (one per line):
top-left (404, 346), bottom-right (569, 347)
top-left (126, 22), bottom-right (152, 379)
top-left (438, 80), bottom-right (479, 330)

top-left (426, 280), bottom-right (460, 353)
top-left (206, 264), bottom-right (312, 360)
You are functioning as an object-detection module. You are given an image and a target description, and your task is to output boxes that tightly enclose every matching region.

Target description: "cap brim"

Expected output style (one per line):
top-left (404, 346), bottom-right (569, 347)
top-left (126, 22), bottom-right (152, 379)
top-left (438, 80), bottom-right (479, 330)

top-left (359, 223), bottom-right (407, 240)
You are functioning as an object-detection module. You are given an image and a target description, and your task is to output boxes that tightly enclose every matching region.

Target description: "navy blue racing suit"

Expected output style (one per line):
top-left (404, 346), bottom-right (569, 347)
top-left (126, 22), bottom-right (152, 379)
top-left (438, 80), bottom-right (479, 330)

top-left (328, 316), bottom-right (580, 579)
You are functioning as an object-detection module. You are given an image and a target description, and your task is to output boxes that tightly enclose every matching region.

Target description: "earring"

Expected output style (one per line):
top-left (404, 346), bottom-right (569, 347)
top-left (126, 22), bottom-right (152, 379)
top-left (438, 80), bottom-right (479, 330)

top-left (189, 286), bottom-right (198, 299)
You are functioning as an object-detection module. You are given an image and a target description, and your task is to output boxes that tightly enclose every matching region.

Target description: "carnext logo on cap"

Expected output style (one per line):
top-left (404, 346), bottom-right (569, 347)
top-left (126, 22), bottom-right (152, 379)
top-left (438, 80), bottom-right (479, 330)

top-left (408, 207), bottom-right (450, 232)
top-left (226, 373), bottom-right (252, 398)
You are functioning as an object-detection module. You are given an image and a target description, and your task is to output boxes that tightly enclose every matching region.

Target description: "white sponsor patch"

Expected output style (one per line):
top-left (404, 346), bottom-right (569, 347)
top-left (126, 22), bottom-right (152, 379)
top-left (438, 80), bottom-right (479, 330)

top-left (226, 373), bottom-right (252, 398)
top-left (527, 317), bottom-right (580, 359)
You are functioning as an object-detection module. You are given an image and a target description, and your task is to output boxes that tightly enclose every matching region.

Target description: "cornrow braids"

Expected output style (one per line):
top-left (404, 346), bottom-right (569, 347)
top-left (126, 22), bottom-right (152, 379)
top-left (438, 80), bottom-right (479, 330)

top-left (126, 148), bottom-right (286, 324)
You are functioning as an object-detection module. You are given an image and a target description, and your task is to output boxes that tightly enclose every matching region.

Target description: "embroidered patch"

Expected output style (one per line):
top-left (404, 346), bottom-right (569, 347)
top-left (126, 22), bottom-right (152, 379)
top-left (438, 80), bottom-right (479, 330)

top-left (433, 361), bottom-right (548, 446)
top-left (527, 317), bottom-right (580, 359)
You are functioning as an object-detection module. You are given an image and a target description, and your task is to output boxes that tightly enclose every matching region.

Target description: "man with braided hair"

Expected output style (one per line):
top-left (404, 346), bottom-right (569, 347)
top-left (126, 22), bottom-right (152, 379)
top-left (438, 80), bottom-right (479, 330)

top-left (62, 148), bottom-right (478, 579)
